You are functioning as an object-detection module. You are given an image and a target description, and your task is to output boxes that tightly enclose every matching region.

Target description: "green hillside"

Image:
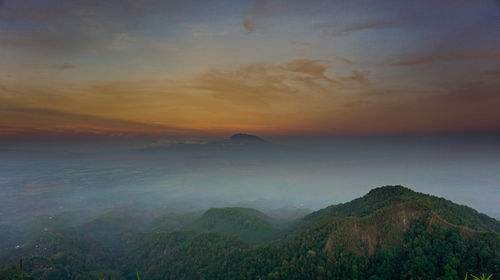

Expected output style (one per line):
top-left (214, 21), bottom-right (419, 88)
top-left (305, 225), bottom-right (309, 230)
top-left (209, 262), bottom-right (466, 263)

top-left (149, 212), bottom-right (201, 233)
top-left (185, 207), bottom-right (285, 245)
top-left (124, 232), bottom-right (248, 280)
top-left (303, 185), bottom-right (500, 232)
top-left (128, 187), bottom-right (499, 279)
top-left (1, 186), bottom-right (498, 279)
top-left (8, 231), bottom-right (122, 280)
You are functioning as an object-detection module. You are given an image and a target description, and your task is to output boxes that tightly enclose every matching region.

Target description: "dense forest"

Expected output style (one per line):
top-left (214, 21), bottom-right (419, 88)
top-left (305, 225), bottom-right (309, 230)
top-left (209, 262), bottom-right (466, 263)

top-left (1, 186), bottom-right (498, 279)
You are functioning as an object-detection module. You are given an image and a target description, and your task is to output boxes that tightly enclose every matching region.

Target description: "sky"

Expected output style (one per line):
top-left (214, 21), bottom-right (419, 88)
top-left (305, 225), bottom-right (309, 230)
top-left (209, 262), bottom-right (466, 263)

top-left (1, 0), bottom-right (499, 140)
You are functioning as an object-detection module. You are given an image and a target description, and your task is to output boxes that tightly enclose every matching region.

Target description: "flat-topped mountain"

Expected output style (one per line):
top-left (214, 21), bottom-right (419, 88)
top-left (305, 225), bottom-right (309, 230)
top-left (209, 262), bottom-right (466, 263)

top-left (219, 133), bottom-right (269, 146)
top-left (229, 133), bottom-right (265, 142)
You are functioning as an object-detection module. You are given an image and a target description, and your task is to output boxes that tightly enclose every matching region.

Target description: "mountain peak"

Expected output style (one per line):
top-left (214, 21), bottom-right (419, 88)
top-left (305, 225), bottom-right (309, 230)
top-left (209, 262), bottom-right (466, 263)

top-left (229, 133), bottom-right (264, 142)
top-left (304, 185), bottom-right (500, 232)
top-left (365, 185), bottom-right (417, 198)
top-left (186, 207), bottom-right (282, 245)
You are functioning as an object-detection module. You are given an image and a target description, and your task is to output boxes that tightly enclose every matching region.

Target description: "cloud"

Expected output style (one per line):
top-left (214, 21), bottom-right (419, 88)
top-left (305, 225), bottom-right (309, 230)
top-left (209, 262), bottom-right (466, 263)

top-left (439, 80), bottom-right (500, 105)
top-left (193, 59), bottom-right (345, 110)
top-left (322, 21), bottom-right (396, 37)
top-left (339, 71), bottom-right (370, 85)
top-left (483, 68), bottom-right (500, 78)
top-left (0, 58), bottom-right (377, 136)
top-left (340, 58), bottom-right (356, 65)
top-left (149, 137), bottom-right (210, 147)
top-left (331, 79), bottom-right (500, 134)
top-left (0, 102), bottom-right (203, 138)
top-left (1, 0), bottom-right (194, 23)
top-left (242, 17), bottom-right (256, 34)
top-left (55, 64), bottom-right (74, 71)
top-left (191, 31), bottom-right (228, 37)
top-left (391, 51), bottom-right (500, 66)
top-left (242, 0), bottom-right (269, 34)
top-left (0, 0), bottom-right (196, 54)
top-left (0, 32), bottom-right (81, 53)
top-left (3, 53), bottom-right (498, 136)
top-left (106, 32), bottom-right (135, 51)
top-left (281, 59), bottom-right (337, 84)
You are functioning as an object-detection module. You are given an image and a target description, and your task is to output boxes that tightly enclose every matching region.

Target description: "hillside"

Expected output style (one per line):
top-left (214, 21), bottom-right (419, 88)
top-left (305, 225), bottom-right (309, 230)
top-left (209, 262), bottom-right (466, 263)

top-left (129, 187), bottom-right (499, 279)
top-left (149, 212), bottom-right (202, 233)
top-left (185, 207), bottom-right (284, 245)
top-left (303, 185), bottom-right (500, 232)
top-left (124, 232), bottom-right (248, 280)
top-left (74, 209), bottom-right (154, 245)
top-left (1, 186), bottom-right (498, 279)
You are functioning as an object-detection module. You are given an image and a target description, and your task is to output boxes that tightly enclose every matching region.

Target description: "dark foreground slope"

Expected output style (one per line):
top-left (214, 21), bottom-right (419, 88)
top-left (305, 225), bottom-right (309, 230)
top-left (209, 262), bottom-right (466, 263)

top-left (1, 186), bottom-right (499, 280)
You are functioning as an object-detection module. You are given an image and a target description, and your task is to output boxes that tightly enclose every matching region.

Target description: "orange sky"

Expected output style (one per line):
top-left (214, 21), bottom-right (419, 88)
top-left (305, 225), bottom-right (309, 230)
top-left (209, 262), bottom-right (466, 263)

top-left (1, 0), bottom-right (499, 139)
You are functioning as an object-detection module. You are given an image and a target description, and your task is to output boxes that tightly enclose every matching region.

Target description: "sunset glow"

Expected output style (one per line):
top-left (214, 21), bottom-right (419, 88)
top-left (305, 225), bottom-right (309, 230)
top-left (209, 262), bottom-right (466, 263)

top-left (1, 0), bottom-right (499, 139)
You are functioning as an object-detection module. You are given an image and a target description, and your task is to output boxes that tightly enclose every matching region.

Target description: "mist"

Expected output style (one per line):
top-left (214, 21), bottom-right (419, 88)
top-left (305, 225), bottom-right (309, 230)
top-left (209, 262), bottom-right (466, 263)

top-left (1, 132), bottom-right (499, 230)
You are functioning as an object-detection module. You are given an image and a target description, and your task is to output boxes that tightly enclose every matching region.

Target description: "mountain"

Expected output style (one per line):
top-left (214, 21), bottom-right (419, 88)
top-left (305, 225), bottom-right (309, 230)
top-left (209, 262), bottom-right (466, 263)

top-left (303, 185), bottom-right (500, 232)
top-left (125, 186), bottom-right (499, 279)
top-left (214, 133), bottom-right (270, 148)
top-left (185, 207), bottom-right (284, 245)
top-left (229, 133), bottom-right (266, 143)
top-left (2, 186), bottom-right (499, 279)
top-left (132, 133), bottom-right (277, 161)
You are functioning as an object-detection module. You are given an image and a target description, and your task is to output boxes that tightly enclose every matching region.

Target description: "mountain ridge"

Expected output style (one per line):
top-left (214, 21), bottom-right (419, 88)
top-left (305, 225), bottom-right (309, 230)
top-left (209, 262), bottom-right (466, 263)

top-left (2, 185), bottom-right (499, 279)
top-left (303, 185), bottom-right (500, 232)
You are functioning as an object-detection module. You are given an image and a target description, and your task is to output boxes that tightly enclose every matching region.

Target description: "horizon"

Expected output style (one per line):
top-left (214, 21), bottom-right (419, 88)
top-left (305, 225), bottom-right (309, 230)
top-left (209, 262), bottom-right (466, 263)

top-left (1, 131), bottom-right (499, 220)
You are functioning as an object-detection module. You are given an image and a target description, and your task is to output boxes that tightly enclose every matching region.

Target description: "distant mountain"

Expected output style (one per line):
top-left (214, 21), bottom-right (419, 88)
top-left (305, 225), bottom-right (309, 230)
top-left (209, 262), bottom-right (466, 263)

top-left (229, 133), bottom-right (266, 142)
top-left (135, 133), bottom-right (275, 157)
top-left (217, 133), bottom-right (269, 147)
top-left (185, 207), bottom-right (284, 245)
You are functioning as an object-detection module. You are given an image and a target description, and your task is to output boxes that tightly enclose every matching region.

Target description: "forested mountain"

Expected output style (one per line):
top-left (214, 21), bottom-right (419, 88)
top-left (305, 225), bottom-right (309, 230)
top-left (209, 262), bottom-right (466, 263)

top-left (303, 185), bottom-right (500, 232)
top-left (1, 186), bottom-right (498, 279)
top-left (185, 207), bottom-right (285, 245)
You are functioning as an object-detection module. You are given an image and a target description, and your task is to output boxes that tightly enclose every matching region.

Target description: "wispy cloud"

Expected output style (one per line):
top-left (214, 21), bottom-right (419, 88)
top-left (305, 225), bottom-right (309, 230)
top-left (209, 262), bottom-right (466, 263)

top-left (0, 102), bottom-right (203, 138)
top-left (0, 32), bottom-right (81, 53)
top-left (242, 17), bottom-right (256, 34)
top-left (339, 71), bottom-right (370, 85)
top-left (149, 137), bottom-right (210, 147)
top-left (55, 64), bottom-right (74, 71)
top-left (322, 21), bottom-right (396, 37)
top-left (242, 0), bottom-right (269, 34)
top-left (191, 31), bottom-right (228, 38)
top-left (1, 59), bottom-right (365, 135)
top-left (333, 79), bottom-right (500, 134)
top-left (340, 58), bottom-right (356, 65)
top-left (390, 51), bottom-right (500, 66)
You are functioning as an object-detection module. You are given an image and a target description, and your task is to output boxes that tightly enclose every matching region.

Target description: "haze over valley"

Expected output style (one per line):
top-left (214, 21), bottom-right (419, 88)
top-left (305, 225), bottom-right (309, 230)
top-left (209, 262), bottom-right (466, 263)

top-left (1, 0), bottom-right (499, 279)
